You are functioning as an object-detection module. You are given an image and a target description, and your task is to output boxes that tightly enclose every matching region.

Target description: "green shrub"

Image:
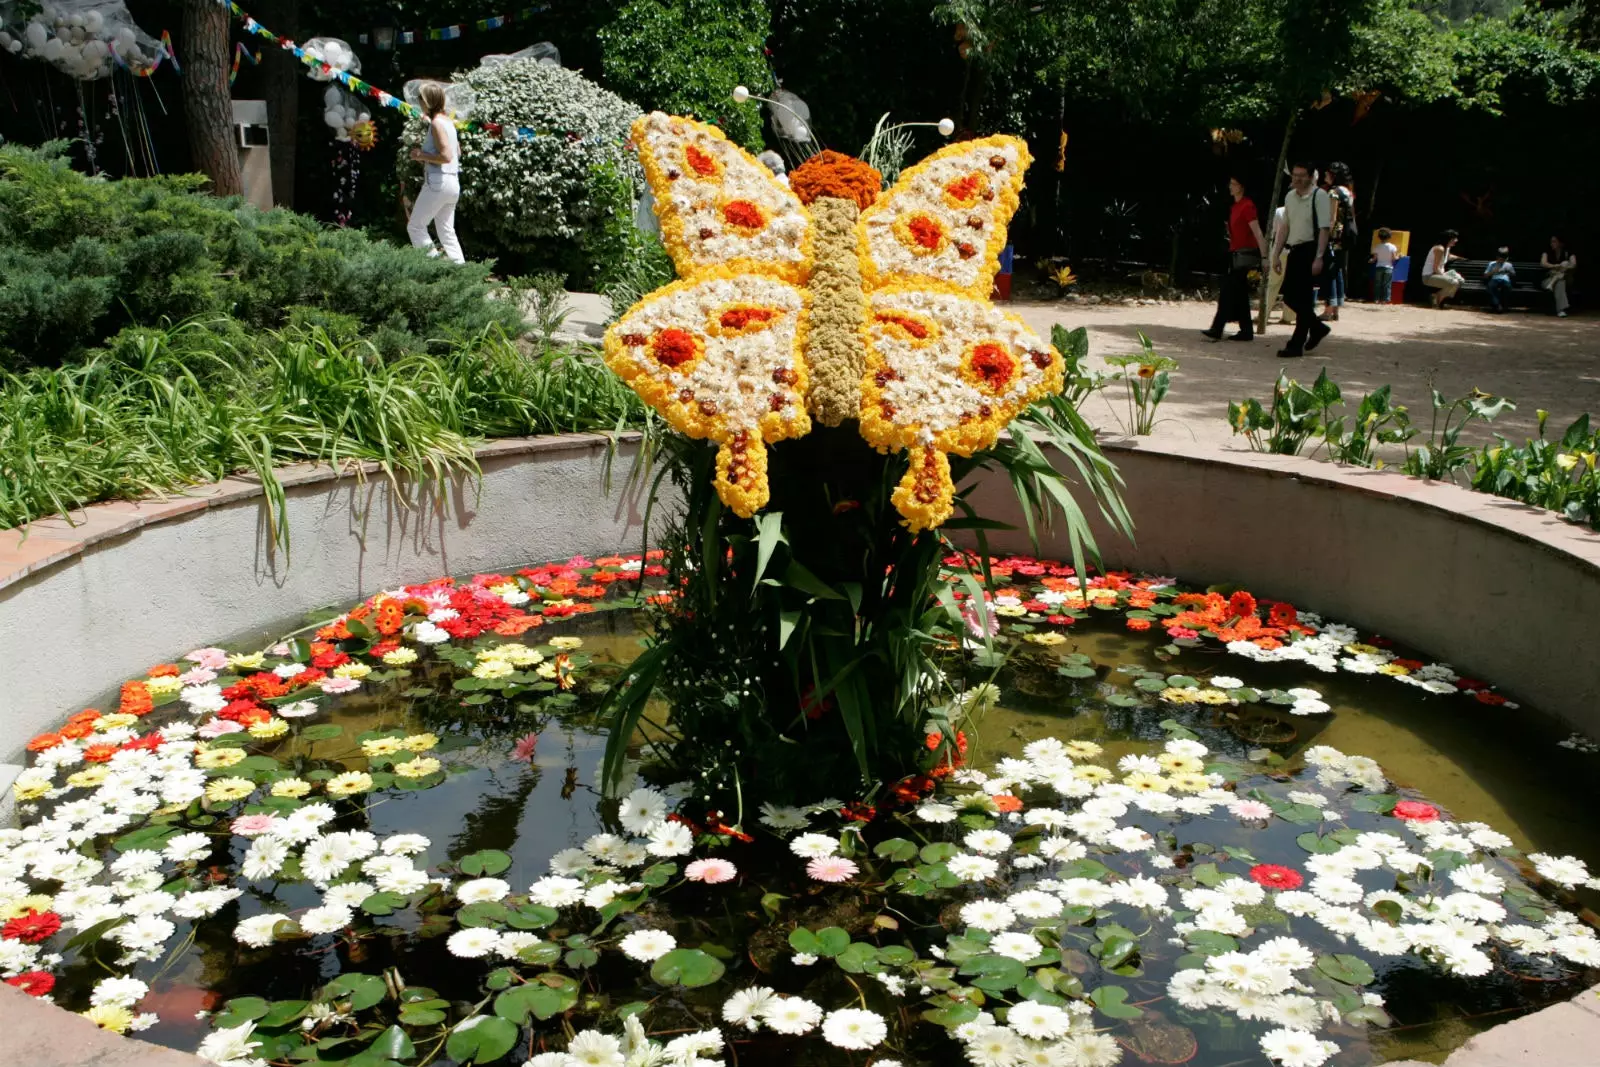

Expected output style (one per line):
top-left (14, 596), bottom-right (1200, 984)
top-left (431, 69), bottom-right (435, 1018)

top-left (0, 143), bottom-right (521, 369)
top-left (598, 0), bottom-right (774, 150)
top-left (406, 60), bottom-right (642, 286)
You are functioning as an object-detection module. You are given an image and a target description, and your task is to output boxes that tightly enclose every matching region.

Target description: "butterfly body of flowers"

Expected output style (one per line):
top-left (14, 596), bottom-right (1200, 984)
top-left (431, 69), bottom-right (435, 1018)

top-left (604, 112), bottom-right (1064, 532)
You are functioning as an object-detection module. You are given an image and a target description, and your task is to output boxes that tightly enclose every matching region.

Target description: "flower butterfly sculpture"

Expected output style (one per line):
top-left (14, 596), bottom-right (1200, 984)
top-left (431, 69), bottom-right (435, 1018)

top-left (604, 113), bottom-right (1064, 531)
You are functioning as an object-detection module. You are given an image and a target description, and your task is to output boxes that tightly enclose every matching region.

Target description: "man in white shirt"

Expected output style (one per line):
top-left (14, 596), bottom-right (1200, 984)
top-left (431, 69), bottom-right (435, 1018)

top-left (1271, 162), bottom-right (1332, 357)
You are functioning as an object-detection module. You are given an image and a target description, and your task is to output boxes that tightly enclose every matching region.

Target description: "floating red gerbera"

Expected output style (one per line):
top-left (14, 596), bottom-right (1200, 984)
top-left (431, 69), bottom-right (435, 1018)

top-left (1249, 864), bottom-right (1304, 890)
top-left (1, 910), bottom-right (62, 944)
top-left (4, 971), bottom-right (54, 997)
top-left (1393, 800), bottom-right (1440, 822)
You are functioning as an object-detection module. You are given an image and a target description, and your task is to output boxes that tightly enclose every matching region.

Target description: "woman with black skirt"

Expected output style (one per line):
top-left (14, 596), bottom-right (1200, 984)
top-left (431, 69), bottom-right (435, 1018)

top-left (1203, 175), bottom-right (1267, 342)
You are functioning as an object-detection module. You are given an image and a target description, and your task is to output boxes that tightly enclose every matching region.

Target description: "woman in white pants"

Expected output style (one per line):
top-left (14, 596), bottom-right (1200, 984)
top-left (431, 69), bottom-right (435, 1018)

top-left (406, 84), bottom-right (464, 264)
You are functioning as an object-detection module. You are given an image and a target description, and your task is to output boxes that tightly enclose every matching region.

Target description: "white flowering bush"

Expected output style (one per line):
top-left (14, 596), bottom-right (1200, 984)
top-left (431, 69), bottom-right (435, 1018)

top-left (403, 60), bottom-right (643, 282)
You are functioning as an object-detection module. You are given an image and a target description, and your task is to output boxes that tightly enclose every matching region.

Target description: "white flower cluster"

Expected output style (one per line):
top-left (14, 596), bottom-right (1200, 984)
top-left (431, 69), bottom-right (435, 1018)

top-left (524, 1014), bottom-right (725, 1067)
top-left (406, 59), bottom-right (641, 247)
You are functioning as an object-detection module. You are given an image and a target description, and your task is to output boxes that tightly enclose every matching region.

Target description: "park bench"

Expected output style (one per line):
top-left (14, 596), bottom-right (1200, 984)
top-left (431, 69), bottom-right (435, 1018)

top-left (1454, 259), bottom-right (1549, 308)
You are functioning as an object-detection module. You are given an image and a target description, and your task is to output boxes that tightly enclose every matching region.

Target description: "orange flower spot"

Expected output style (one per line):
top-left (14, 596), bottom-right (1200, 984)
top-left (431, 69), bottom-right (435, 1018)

top-left (148, 664), bottom-right (181, 678)
top-left (991, 794), bottom-right (1023, 812)
top-left (1228, 590), bottom-right (1258, 619)
top-left (789, 149), bottom-right (882, 210)
top-left (944, 172), bottom-right (987, 207)
top-left (651, 328), bottom-right (700, 369)
top-left (83, 743), bottom-right (119, 763)
top-left (908, 213), bottom-right (945, 250)
top-left (684, 143), bottom-right (719, 177)
top-left (59, 722), bottom-right (94, 740)
top-left (968, 342), bottom-right (1018, 393)
top-left (1126, 617), bottom-right (1153, 631)
top-left (721, 199), bottom-right (766, 232)
top-left (875, 312), bottom-right (932, 340)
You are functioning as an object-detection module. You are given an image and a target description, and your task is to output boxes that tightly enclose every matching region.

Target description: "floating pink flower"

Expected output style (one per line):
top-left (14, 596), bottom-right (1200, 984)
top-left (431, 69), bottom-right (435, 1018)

top-left (510, 733), bottom-right (540, 762)
top-left (1166, 626), bottom-right (1199, 640)
top-left (185, 647), bottom-right (229, 670)
top-left (1393, 800), bottom-right (1440, 822)
top-left (231, 814), bottom-right (279, 837)
top-left (685, 858), bottom-right (738, 884)
top-left (1230, 799), bottom-right (1274, 821)
top-left (806, 856), bottom-right (859, 883)
top-left (197, 719), bottom-right (245, 739)
top-left (178, 667), bottom-right (218, 686)
top-left (960, 601), bottom-right (1000, 639)
top-left (318, 677), bottom-right (361, 695)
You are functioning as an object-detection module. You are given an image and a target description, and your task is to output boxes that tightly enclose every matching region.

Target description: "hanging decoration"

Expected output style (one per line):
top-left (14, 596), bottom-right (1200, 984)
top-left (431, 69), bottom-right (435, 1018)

top-left (0, 0), bottom-right (168, 79)
top-left (228, 40), bottom-right (259, 85)
top-left (385, 5), bottom-right (549, 46)
top-left (322, 83), bottom-right (371, 143)
top-left (349, 118), bottom-right (378, 151)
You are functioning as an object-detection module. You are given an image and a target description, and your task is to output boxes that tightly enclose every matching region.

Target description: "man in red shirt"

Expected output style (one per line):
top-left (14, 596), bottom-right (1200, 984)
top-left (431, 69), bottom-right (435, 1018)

top-left (1203, 176), bottom-right (1268, 342)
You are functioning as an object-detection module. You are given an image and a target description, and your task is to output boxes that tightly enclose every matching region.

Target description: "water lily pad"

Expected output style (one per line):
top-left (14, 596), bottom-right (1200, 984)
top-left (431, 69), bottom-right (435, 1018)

top-left (446, 1015), bottom-right (518, 1064)
top-left (815, 926), bottom-right (851, 956)
top-left (369, 1025), bottom-right (415, 1061)
top-left (957, 953), bottom-right (1026, 992)
top-left (1316, 953), bottom-right (1376, 987)
top-left (650, 948), bottom-right (725, 988)
top-left (326, 972), bottom-right (387, 1011)
top-left (1089, 983), bottom-right (1143, 1019)
top-left (458, 850), bottom-right (511, 876)
top-left (874, 837), bottom-right (918, 861)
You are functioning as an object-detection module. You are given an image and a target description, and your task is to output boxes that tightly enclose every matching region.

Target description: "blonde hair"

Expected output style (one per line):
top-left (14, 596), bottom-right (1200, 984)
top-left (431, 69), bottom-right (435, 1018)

top-left (419, 83), bottom-right (447, 118)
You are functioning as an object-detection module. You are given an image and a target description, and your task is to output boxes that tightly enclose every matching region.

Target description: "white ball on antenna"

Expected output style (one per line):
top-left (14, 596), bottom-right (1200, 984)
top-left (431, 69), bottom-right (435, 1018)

top-left (938, 118), bottom-right (955, 136)
top-left (731, 85), bottom-right (750, 104)
top-left (794, 124), bottom-right (810, 142)
top-left (85, 11), bottom-right (104, 34)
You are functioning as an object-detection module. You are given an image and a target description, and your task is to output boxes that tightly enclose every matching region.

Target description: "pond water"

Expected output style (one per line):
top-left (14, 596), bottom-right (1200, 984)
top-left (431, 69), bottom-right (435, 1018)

top-left (11, 560), bottom-right (1600, 1067)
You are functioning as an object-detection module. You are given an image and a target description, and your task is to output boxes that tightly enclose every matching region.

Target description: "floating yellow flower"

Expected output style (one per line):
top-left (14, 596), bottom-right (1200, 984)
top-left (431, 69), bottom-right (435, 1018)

top-left (1157, 753), bottom-right (1204, 775)
top-left (228, 652), bottom-right (267, 670)
top-left (1378, 663), bottom-right (1411, 676)
top-left (472, 659), bottom-right (515, 680)
top-left (144, 675), bottom-right (183, 695)
top-left (249, 719), bottom-right (288, 740)
top-left (334, 662), bottom-right (372, 680)
top-left (96, 712), bottom-right (139, 731)
top-left (1074, 765), bottom-right (1113, 783)
top-left (271, 777), bottom-right (313, 799)
top-left (1160, 687), bottom-right (1198, 705)
top-left (549, 636), bottom-right (585, 651)
top-left (1194, 688), bottom-right (1232, 705)
top-left (195, 747), bottom-right (247, 769)
top-left (66, 767), bottom-right (108, 789)
top-left (362, 737), bottom-right (405, 757)
top-left (1024, 632), bottom-right (1067, 646)
top-left (1168, 771), bottom-right (1212, 794)
top-left (0, 894), bottom-right (55, 920)
top-left (326, 771), bottom-right (374, 797)
top-left (993, 604), bottom-right (1027, 617)
top-left (82, 1005), bottom-right (133, 1033)
top-left (382, 647), bottom-right (419, 666)
top-left (395, 756), bottom-right (441, 779)
top-left (400, 733), bottom-right (440, 753)
top-left (205, 777), bottom-right (257, 803)
top-left (1064, 740), bottom-right (1103, 759)
top-left (1124, 772), bottom-right (1172, 793)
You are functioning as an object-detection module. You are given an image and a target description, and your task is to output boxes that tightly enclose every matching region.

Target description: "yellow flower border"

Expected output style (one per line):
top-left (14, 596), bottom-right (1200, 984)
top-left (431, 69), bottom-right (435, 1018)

top-left (856, 134), bottom-right (1033, 301)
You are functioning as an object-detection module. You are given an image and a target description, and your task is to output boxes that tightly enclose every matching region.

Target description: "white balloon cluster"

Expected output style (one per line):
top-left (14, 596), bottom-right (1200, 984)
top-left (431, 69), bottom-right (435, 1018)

top-left (0, 1), bottom-right (159, 79)
top-left (322, 84), bottom-right (371, 142)
top-left (401, 79), bottom-right (477, 121)
top-left (301, 36), bottom-right (360, 82)
top-left (479, 40), bottom-right (560, 69)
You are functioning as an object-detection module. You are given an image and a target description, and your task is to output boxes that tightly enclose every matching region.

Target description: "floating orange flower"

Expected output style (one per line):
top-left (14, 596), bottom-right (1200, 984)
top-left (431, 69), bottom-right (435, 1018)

top-left (59, 721), bottom-right (94, 740)
top-left (991, 794), bottom-right (1023, 813)
top-left (1267, 601), bottom-right (1298, 628)
top-left (148, 664), bottom-right (181, 678)
top-left (25, 733), bottom-right (63, 752)
top-left (1227, 590), bottom-right (1258, 619)
top-left (82, 743), bottom-right (119, 763)
top-left (492, 615), bottom-right (544, 636)
top-left (119, 680), bottom-right (153, 716)
top-left (1126, 617), bottom-right (1153, 631)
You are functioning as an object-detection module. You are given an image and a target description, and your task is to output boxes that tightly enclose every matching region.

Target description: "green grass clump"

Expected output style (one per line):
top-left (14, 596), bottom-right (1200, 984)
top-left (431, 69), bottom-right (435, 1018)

top-left (0, 143), bottom-right (522, 369)
top-left (0, 320), bottom-right (645, 550)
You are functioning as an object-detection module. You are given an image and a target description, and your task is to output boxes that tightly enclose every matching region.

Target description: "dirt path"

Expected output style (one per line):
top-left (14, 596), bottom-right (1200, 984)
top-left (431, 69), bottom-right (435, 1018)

top-left (1011, 299), bottom-right (1600, 455)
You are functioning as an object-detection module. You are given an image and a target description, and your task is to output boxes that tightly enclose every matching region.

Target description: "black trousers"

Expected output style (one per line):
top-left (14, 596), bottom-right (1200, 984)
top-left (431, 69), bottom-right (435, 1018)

top-left (1283, 243), bottom-right (1320, 350)
top-left (1210, 259), bottom-right (1255, 335)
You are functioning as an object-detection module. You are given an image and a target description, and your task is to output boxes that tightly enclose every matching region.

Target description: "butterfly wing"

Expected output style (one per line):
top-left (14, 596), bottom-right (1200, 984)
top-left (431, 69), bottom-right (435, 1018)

top-left (857, 135), bottom-right (1031, 299)
top-left (631, 111), bottom-right (813, 284)
top-left (605, 274), bottom-right (811, 517)
top-left (607, 113), bottom-right (817, 517)
top-left (858, 289), bottom-right (1062, 532)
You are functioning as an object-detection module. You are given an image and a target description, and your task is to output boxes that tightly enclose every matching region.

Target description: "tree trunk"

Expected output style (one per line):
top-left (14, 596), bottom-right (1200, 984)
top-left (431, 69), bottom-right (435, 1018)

top-left (1256, 109), bottom-right (1299, 334)
top-left (257, 0), bottom-right (299, 209)
top-left (182, 0), bottom-right (242, 196)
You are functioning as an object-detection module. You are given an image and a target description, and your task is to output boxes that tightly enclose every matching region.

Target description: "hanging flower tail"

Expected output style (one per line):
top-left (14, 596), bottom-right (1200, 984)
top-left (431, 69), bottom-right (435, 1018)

top-left (714, 430), bottom-right (770, 518)
top-left (892, 444), bottom-right (954, 533)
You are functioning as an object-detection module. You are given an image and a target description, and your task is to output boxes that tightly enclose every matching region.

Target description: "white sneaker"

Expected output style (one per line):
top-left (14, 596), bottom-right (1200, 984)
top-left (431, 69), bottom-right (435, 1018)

top-left (1558, 311), bottom-right (1568, 318)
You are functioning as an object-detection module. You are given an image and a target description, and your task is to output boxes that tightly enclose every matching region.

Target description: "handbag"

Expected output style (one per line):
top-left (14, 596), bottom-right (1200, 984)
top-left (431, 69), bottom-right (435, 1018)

top-left (1231, 249), bottom-right (1262, 271)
